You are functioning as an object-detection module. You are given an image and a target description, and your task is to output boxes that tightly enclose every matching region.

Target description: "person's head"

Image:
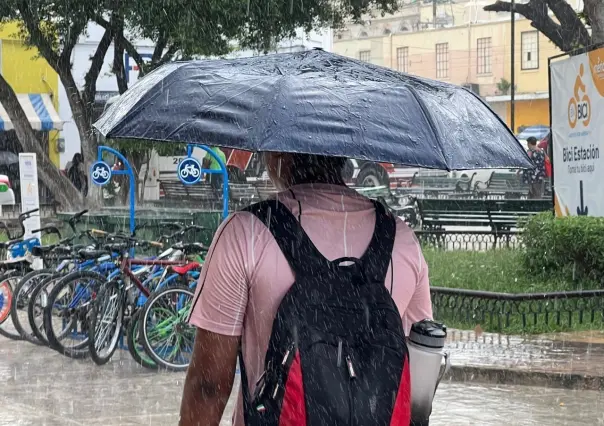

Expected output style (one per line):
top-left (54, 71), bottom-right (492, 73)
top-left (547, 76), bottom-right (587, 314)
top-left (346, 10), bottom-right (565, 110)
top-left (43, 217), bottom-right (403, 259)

top-left (263, 152), bottom-right (346, 190)
top-left (73, 153), bottom-right (83, 164)
top-left (527, 137), bottom-right (538, 150)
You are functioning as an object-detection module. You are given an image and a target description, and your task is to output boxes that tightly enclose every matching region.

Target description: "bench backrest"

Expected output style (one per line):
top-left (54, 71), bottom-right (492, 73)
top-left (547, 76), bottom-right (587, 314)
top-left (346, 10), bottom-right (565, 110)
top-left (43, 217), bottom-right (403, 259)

top-left (417, 198), bottom-right (552, 215)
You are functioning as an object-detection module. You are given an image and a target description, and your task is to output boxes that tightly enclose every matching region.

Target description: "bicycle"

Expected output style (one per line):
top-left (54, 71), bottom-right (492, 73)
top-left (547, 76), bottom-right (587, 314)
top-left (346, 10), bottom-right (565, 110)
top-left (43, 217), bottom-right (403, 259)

top-left (88, 236), bottom-right (206, 366)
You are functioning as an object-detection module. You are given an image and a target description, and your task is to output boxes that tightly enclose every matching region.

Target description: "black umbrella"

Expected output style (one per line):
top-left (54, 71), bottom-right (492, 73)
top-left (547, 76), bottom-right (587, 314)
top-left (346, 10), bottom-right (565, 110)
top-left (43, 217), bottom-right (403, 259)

top-left (0, 151), bottom-right (19, 167)
top-left (94, 49), bottom-right (532, 170)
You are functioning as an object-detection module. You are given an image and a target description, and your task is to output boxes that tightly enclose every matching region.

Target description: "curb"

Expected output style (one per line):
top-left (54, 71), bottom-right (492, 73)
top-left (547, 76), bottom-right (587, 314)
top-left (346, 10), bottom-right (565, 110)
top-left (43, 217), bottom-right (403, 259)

top-left (445, 365), bottom-right (604, 391)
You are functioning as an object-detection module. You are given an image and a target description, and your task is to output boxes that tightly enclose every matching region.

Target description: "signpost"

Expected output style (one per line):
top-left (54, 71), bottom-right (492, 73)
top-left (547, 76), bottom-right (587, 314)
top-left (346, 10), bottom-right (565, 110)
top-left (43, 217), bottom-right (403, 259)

top-left (19, 153), bottom-right (42, 269)
top-left (18, 154), bottom-right (41, 240)
top-left (181, 144), bottom-right (229, 220)
top-left (177, 157), bottom-right (203, 185)
top-left (549, 46), bottom-right (604, 217)
top-left (91, 146), bottom-right (136, 235)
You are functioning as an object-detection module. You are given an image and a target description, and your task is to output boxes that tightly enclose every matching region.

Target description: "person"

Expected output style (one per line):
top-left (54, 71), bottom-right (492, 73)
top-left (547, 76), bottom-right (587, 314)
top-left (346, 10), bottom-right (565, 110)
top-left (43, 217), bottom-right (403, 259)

top-left (65, 153), bottom-right (88, 196)
top-left (179, 152), bottom-right (432, 426)
top-left (202, 146), bottom-right (227, 190)
top-left (522, 137), bottom-right (547, 199)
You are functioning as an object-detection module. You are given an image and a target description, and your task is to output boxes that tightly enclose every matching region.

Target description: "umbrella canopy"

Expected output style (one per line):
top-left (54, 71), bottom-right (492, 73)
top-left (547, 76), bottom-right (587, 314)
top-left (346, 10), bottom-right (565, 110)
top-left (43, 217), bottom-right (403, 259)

top-left (0, 151), bottom-right (19, 166)
top-left (94, 49), bottom-right (532, 171)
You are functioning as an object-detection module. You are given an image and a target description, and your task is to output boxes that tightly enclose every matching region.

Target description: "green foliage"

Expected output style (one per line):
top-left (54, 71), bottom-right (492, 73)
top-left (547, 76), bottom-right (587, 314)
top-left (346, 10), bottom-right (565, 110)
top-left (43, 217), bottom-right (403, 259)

top-left (522, 213), bottom-right (604, 285)
top-left (424, 247), bottom-right (602, 334)
top-left (423, 248), bottom-right (600, 294)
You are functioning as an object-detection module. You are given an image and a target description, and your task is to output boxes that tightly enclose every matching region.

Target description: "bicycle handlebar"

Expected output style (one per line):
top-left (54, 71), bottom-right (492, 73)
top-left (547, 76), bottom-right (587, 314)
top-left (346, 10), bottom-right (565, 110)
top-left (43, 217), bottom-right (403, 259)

top-left (31, 225), bottom-right (62, 239)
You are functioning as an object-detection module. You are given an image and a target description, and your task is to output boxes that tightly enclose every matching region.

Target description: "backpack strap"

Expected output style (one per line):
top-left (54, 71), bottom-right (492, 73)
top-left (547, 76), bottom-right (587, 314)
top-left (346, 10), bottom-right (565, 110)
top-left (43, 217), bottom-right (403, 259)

top-left (244, 200), bottom-right (329, 275)
top-left (360, 200), bottom-right (397, 285)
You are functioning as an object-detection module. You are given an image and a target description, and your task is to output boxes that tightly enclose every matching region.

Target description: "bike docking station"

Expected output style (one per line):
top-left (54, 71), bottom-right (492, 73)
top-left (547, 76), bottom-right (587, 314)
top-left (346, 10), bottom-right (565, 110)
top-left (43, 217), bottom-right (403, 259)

top-left (91, 146), bottom-right (136, 235)
top-left (178, 144), bottom-right (230, 220)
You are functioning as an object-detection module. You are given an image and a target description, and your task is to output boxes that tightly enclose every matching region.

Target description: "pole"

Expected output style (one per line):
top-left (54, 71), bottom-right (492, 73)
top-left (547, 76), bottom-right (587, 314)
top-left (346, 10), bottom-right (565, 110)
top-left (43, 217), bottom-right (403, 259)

top-left (510, 0), bottom-right (516, 133)
top-left (433, 0), bottom-right (437, 28)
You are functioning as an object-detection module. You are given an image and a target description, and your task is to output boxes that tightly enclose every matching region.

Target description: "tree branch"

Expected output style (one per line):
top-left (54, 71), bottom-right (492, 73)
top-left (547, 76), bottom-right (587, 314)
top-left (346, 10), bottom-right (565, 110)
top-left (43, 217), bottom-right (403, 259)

top-left (545, 0), bottom-right (591, 48)
top-left (17, 2), bottom-right (60, 68)
top-left (484, 0), bottom-right (590, 52)
top-left (113, 31), bottom-right (128, 94)
top-left (151, 31), bottom-right (168, 64)
top-left (584, 0), bottom-right (604, 44)
top-left (82, 27), bottom-right (113, 111)
top-left (59, 20), bottom-right (87, 66)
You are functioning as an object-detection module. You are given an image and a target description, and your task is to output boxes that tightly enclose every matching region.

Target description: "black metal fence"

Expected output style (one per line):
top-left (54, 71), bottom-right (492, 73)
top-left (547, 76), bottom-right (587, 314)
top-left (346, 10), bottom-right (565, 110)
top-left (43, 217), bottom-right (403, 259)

top-left (431, 286), bottom-right (604, 332)
top-left (415, 229), bottom-right (522, 250)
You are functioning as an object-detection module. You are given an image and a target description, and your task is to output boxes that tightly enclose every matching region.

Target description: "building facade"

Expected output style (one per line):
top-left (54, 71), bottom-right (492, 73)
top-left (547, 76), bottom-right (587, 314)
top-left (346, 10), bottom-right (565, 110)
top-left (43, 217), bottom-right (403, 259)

top-left (0, 22), bottom-right (62, 166)
top-left (332, 0), bottom-right (561, 133)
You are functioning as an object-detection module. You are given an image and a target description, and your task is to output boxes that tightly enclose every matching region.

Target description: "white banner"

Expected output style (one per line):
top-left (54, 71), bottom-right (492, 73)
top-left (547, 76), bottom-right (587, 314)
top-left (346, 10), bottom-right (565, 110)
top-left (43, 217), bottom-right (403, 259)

top-left (551, 47), bottom-right (604, 217)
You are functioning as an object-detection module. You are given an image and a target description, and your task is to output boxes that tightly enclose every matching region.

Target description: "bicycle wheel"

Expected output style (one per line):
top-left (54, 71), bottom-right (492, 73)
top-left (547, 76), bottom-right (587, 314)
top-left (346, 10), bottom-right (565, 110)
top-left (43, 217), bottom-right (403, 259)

top-left (27, 272), bottom-right (65, 346)
top-left (44, 270), bottom-right (107, 358)
top-left (89, 281), bottom-right (124, 366)
top-left (126, 309), bottom-right (158, 370)
top-left (0, 275), bottom-right (14, 326)
top-left (10, 269), bottom-right (54, 344)
top-left (0, 271), bottom-right (25, 340)
top-left (140, 285), bottom-right (196, 372)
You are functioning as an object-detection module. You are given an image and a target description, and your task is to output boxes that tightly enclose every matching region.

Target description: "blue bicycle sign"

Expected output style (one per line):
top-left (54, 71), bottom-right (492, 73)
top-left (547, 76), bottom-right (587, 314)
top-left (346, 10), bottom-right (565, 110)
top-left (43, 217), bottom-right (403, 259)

top-left (178, 157), bottom-right (202, 185)
top-left (90, 161), bottom-right (112, 186)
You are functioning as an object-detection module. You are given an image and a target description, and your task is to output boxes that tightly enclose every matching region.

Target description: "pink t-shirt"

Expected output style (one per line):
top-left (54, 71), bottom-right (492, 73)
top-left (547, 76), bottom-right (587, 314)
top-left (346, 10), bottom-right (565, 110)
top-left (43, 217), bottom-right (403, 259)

top-left (189, 183), bottom-right (432, 426)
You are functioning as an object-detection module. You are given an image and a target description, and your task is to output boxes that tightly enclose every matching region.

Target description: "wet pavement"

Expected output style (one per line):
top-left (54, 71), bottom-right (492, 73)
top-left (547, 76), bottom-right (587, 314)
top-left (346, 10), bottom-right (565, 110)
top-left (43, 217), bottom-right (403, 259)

top-left (3, 335), bottom-right (604, 425)
top-left (446, 329), bottom-right (604, 380)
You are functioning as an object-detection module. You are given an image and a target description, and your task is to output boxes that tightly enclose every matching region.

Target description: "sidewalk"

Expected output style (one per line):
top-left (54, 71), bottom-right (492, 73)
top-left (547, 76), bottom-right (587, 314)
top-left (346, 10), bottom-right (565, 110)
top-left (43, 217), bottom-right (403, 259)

top-left (444, 329), bottom-right (604, 390)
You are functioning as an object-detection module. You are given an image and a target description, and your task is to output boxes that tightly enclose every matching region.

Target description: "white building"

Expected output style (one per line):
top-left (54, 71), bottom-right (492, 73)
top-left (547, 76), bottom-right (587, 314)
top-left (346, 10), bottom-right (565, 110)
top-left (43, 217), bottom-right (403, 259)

top-left (59, 24), bottom-right (332, 169)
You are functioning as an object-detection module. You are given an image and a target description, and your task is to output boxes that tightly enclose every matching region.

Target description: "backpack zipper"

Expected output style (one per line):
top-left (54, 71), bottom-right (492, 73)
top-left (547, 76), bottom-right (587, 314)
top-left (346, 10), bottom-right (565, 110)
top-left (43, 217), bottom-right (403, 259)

top-left (346, 353), bottom-right (356, 425)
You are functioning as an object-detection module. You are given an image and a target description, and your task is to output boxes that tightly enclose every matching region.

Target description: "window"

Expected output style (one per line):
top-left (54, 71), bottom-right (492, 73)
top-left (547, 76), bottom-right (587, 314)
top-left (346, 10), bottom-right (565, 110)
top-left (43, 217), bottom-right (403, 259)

top-left (477, 37), bottom-right (491, 74)
top-left (521, 31), bottom-right (539, 70)
top-left (436, 43), bottom-right (449, 78)
top-left (359, 50), bottom-right (371, 62)
top-left (397, 47), bottom-right (409, 73)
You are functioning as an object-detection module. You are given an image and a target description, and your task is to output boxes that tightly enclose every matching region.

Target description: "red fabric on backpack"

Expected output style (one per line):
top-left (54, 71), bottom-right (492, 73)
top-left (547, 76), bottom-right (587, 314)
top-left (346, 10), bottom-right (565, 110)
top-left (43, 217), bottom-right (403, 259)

top-left (279, 351), bottom-right (306, 426)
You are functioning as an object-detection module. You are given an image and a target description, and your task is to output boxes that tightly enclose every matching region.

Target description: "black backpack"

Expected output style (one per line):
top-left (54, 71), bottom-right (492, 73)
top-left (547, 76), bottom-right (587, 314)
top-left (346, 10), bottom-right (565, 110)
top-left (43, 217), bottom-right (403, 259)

top-left (240, 199), bottom-right (411, 426)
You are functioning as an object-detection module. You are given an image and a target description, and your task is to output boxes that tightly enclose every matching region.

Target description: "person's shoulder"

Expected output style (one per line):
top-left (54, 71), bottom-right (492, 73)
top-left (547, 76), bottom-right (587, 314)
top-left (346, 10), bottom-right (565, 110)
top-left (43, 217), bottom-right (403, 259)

top-left (392, 216), bottom-right (420, 248)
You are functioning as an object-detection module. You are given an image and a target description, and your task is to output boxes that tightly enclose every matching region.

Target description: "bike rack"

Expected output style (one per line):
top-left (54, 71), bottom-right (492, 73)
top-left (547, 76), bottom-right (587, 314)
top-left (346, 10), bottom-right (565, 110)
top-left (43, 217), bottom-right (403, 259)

top-left (183, 144), bottom-right (230, 220)
top-left (95, 146), bottom-right (136, 235)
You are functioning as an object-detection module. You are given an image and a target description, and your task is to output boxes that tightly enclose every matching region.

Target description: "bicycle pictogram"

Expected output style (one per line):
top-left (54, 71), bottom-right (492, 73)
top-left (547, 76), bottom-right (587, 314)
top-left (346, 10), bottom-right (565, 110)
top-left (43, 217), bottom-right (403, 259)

top-left (90, 161), bottom-right (112, 186)
top-left (568, 63), bottom-right (591, 129)
top-left (177, 157), bottom-right (202, 185)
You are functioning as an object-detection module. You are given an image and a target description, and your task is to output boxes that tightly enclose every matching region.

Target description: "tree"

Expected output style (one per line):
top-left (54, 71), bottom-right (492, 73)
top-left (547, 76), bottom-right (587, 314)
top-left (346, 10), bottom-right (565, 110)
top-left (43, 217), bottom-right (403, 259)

top-left (0, 74), bottom-right (83, 209)
top-left (484, 0), bottom-right (604, 52)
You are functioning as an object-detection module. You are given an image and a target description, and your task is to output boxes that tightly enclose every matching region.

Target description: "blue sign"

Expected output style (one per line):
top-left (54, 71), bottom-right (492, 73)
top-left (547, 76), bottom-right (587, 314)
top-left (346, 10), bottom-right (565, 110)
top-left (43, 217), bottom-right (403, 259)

top-left (178, 157), bottom-right (202, 185)
top-left (91, 161), bottom-right (112, 186)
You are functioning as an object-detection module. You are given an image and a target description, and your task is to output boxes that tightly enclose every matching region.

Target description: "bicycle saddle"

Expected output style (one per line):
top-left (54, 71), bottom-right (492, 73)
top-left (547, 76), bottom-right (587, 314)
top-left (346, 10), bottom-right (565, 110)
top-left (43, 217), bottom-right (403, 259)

top-left (78, 248), bottom-right (111, 260)
top-left (172, 262), bottom-right (201, 275)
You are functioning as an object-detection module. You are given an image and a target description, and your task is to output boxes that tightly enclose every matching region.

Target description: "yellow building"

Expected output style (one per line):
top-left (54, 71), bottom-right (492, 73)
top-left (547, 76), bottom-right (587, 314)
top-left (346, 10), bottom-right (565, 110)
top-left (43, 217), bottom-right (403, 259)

top-left (333, 3), bottom-right (559, 133)
top-left (0, 22), bottom-right (62, 166)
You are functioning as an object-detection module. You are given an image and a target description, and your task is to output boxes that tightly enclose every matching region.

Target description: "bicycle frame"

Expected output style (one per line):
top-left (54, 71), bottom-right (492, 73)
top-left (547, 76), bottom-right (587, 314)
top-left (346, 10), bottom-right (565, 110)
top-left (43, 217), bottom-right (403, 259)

top-left (119, 256), bottom-right (189, 298)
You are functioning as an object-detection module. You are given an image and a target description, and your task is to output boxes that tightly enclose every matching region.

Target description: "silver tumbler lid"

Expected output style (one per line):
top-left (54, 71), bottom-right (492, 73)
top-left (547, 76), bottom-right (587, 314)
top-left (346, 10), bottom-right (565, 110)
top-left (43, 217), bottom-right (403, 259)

top-left (409, 319), bottom-right (447, 349)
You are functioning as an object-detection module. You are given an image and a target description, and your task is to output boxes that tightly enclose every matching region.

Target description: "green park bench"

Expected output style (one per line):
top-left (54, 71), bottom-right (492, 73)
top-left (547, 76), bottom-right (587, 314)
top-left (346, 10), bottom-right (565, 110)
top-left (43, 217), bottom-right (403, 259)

top-left (397, 172), bottom-right (477, 198)
top-left (476, 172), bottom-right (530, 199)
top-left (417, 198), bottom-right (553, 231)
top-left (159, 179), bottom-right (218, 204)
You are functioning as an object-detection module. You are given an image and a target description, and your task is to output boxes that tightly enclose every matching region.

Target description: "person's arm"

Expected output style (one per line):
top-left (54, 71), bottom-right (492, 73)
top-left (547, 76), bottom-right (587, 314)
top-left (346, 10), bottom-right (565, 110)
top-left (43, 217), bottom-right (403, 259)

top-left (180, 329), bottom-right (239, 426)
top-left (402, 252), bottom-right (433, 333)
top-left (180, 213), bottom-right (251, 425)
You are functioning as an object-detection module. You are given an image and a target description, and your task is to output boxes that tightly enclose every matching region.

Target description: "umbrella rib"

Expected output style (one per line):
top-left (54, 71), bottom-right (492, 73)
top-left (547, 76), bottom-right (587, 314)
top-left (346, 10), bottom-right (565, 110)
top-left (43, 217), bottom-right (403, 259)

top-left (406, 86), bottom-right (450, 171)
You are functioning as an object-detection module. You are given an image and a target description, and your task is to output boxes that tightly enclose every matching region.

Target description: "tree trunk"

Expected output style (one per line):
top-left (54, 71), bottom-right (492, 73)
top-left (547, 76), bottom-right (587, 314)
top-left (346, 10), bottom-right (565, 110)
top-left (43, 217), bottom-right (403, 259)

top-left (585, 0), bottom-right (604, 45)
top-left (0, 74), bottom-right (83, 210)
top-left (485, 0), bottom-right (591, 52)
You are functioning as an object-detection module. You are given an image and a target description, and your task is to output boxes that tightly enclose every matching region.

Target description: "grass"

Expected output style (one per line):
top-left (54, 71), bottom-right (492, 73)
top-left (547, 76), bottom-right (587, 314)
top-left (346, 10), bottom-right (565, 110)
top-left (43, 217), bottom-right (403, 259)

top-left (423, 248), bottom-right (604, 334)
top-left (423, 248), bottom-right (601, 294)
